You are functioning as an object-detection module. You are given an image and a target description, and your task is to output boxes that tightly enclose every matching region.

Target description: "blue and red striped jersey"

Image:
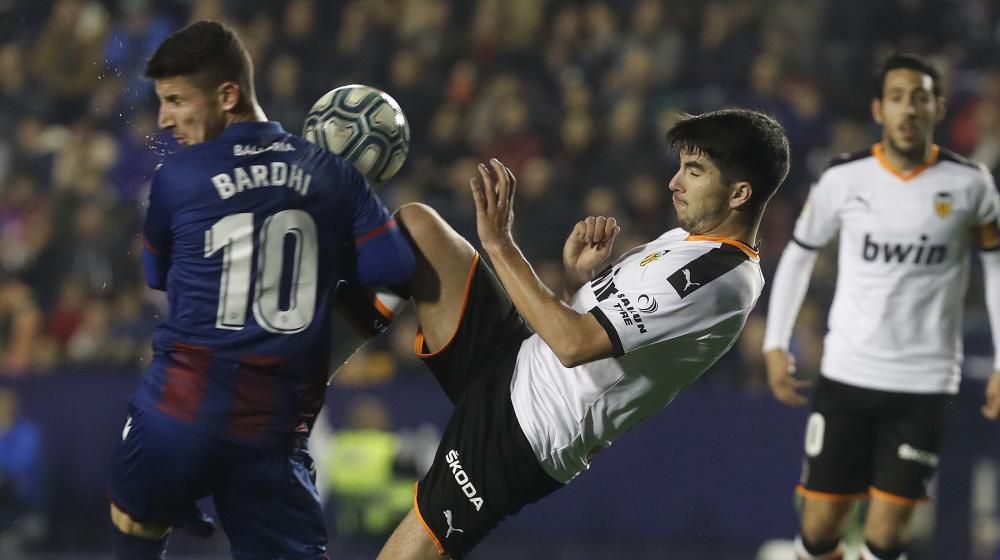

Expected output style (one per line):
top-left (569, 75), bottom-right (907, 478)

top-left (131, 121), bottom-right (413, 446)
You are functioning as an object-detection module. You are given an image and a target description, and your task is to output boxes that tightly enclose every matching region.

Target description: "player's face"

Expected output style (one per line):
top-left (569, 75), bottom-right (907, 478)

top-left (668, 150), bottom-right (732, 233)
top-left (154, 76), bottom-right (228, 146)
top-left (873, 69), bottom-right (943, 159)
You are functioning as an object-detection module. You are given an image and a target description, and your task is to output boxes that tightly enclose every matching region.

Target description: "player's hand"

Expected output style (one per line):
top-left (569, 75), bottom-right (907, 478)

top-left (764, 348), bottom-right (809, 407)
top-left (982, 370), bottom-right (1000, 420)
top-left (470, 158), bottom-right (517, 252)
top-left (563, 216), bottom-right (621, 289)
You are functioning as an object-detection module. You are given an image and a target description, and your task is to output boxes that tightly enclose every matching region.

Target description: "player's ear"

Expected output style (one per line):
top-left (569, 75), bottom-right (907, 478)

top-left (730, 181), bottom-right (752, 209)
top-left (934, 96), bottom-right (946, 123)
top-left (871, 97), bottom-right (884, 125)
top-left (218, 81), bottom-right (241, 112)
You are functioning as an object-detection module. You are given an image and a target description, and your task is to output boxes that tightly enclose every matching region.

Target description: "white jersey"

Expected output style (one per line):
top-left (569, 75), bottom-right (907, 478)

top-left (793, 144), bottom-right (1000, 394)
top-left (510, 228), bottom-right (764, 483)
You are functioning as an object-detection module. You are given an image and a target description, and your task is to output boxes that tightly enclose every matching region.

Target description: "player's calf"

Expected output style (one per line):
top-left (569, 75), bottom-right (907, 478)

top-left (110, 503), bottom-right (169, 559)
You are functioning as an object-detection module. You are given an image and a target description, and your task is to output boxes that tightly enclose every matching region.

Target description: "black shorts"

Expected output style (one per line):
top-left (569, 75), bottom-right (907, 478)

top-left (798, 376), bottom-right (952, 504)
top-left (413, 254), bottom-right (564, 558)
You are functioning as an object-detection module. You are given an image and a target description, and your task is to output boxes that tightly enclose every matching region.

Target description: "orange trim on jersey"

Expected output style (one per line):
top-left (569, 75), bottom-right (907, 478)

top-left (372, 293), bottom-right (397, 321)
top-left (869, 486), bottom-right (927, 506)
top-left (685, 234), bottom-right (760, 260)
top-left (796, 485), bottom-right (868, 503)
top-left (413, 482), bottom-right (446, 556)
top-left (872, 143), bottom-right (940, 181)
top-left (413, 252), bottom-right (480, 358)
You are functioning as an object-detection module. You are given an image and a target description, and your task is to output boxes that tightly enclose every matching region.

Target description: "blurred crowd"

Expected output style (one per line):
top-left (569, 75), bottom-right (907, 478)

top-left (0, 0), bottom-right (997, 386)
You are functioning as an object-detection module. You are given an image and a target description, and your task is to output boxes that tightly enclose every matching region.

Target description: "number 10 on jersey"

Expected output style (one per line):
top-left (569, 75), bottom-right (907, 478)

top-left (205, 210), bottom-right (318, 333)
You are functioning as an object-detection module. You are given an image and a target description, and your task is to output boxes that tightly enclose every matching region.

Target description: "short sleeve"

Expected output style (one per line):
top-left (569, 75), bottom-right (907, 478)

top-left (578, 247), bottom-right (751, 355)
top-left (792, 172), bottom-right (842, 250)
top-left (332, 157), bottom-right (414, 286)
top-left (342, 164), bottom-right (395, 246)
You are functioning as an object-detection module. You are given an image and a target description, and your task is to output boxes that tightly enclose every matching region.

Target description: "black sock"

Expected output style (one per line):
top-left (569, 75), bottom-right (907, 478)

top-left (111, 526), bottom-right (168, 560)
top-left (863, 540), bottom-right (905, 560)
top-left (796, 535), bottom-right (842, 559)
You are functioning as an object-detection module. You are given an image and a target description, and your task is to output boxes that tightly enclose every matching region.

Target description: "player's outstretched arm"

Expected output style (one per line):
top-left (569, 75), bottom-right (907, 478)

top-left (562, 216), bottom-right (621, 300)
top-left (762, 241), bottom-right (819, 407)
top-left (980, 249), bottom-right (1000, 419)
top-left (470, 158), bottom-right (615, 367)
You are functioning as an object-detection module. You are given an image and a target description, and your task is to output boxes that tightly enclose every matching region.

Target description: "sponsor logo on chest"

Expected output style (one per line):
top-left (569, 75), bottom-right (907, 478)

top-left (862, 233), bottom-right (946, 265)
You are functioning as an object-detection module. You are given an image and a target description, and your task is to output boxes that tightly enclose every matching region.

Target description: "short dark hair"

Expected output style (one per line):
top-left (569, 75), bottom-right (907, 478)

top-left (145, 20), bottom-right (256, 111)
top-left (875, 52), bottom-right (942, 98)
top-left (666, 108), bottom-right (790, 214)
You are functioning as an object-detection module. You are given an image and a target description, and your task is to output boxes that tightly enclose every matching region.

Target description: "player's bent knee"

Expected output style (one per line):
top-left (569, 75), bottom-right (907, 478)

top-left (395, 203), bottom-right (441, 238)
top-left (110, 503), bottom-right (170, 539)
top-left (395, 204), bottom-right (471, 251)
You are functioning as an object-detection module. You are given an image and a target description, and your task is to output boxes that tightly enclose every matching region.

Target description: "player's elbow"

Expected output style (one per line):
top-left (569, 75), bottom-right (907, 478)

top-left (549, 315), bottom-right (615, 368)
top-left (557, 352), bottom-right (586, 369)
top-left (554, 341), bottom-right (600, 368)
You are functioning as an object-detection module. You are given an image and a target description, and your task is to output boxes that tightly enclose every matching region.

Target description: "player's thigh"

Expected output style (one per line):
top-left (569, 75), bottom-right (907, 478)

top-left (799, 377), bottom-right (880, 498)
top-left (395, 202), bottom-right (478, 353)
top-left (871, 391), bottom-right (949, 502)
top-left (212, 444), bottom-right (327, 560)
top-left (378, 509), bottom-right (444, 560)
top-left (109, 407), bottom-right (212, 526)
top-left (416, 251), bottom-right (531, 402)
top-left (415, 365), bottom-right (563, 559)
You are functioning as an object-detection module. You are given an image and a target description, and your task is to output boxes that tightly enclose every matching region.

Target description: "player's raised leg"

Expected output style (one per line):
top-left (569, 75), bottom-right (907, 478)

top-left (110, 502), bottom-right (170, 560)
top-left (394, 202), bottom-right (479, 354)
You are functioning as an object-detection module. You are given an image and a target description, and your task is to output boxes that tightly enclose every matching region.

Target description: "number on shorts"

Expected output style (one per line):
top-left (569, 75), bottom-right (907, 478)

top-left (804, 412), bottom-right (825, 457)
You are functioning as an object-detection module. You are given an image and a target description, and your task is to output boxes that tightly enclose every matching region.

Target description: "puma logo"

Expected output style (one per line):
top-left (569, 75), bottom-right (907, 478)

top-left (851, 195), bottom-right (871, 209)
top-left (682, 269), bottom-right (700, 291)
top-left (444, 510), bottom-right (464, 539)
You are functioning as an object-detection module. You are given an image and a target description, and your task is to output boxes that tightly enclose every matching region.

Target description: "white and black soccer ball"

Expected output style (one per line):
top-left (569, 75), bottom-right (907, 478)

top-left (303, 84), bottom-right (411, 185)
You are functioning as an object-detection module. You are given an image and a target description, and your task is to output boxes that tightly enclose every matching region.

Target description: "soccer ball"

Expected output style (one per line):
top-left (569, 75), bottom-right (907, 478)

top-left (303, 84), bottom-right (411, 185)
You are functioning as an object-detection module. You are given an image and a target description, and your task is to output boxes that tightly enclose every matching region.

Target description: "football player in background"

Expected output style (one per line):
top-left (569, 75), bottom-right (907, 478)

top-left (763, 53), bottom-right (1000, 560)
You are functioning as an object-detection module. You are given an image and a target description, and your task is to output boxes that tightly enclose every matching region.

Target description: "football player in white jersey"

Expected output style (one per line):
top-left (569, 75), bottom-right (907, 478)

top-left (367, 108), bottom-right (790, 559)
top-left (763, 53), bottom-right (1000, 560)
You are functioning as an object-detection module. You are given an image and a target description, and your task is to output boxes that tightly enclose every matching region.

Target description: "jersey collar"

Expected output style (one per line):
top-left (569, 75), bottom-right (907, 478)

top-left (219, 121), bottom-right (286, 140)
top-left (685, 234), bottom-right (760, 261)
top-left (872, 143), bottom-right (939, 181)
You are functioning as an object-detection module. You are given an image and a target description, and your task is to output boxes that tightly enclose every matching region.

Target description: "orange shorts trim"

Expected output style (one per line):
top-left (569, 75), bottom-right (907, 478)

top-left (372, 293), bottom-right (397, 321)
top-left (796, 485), bottom-right (868, 503)
top-left (869, 486), bottom-right (927, 506)
top-left (413, 482), bottom-right (446, 556)
top-left (413, 252), bottom-right (480, 359)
